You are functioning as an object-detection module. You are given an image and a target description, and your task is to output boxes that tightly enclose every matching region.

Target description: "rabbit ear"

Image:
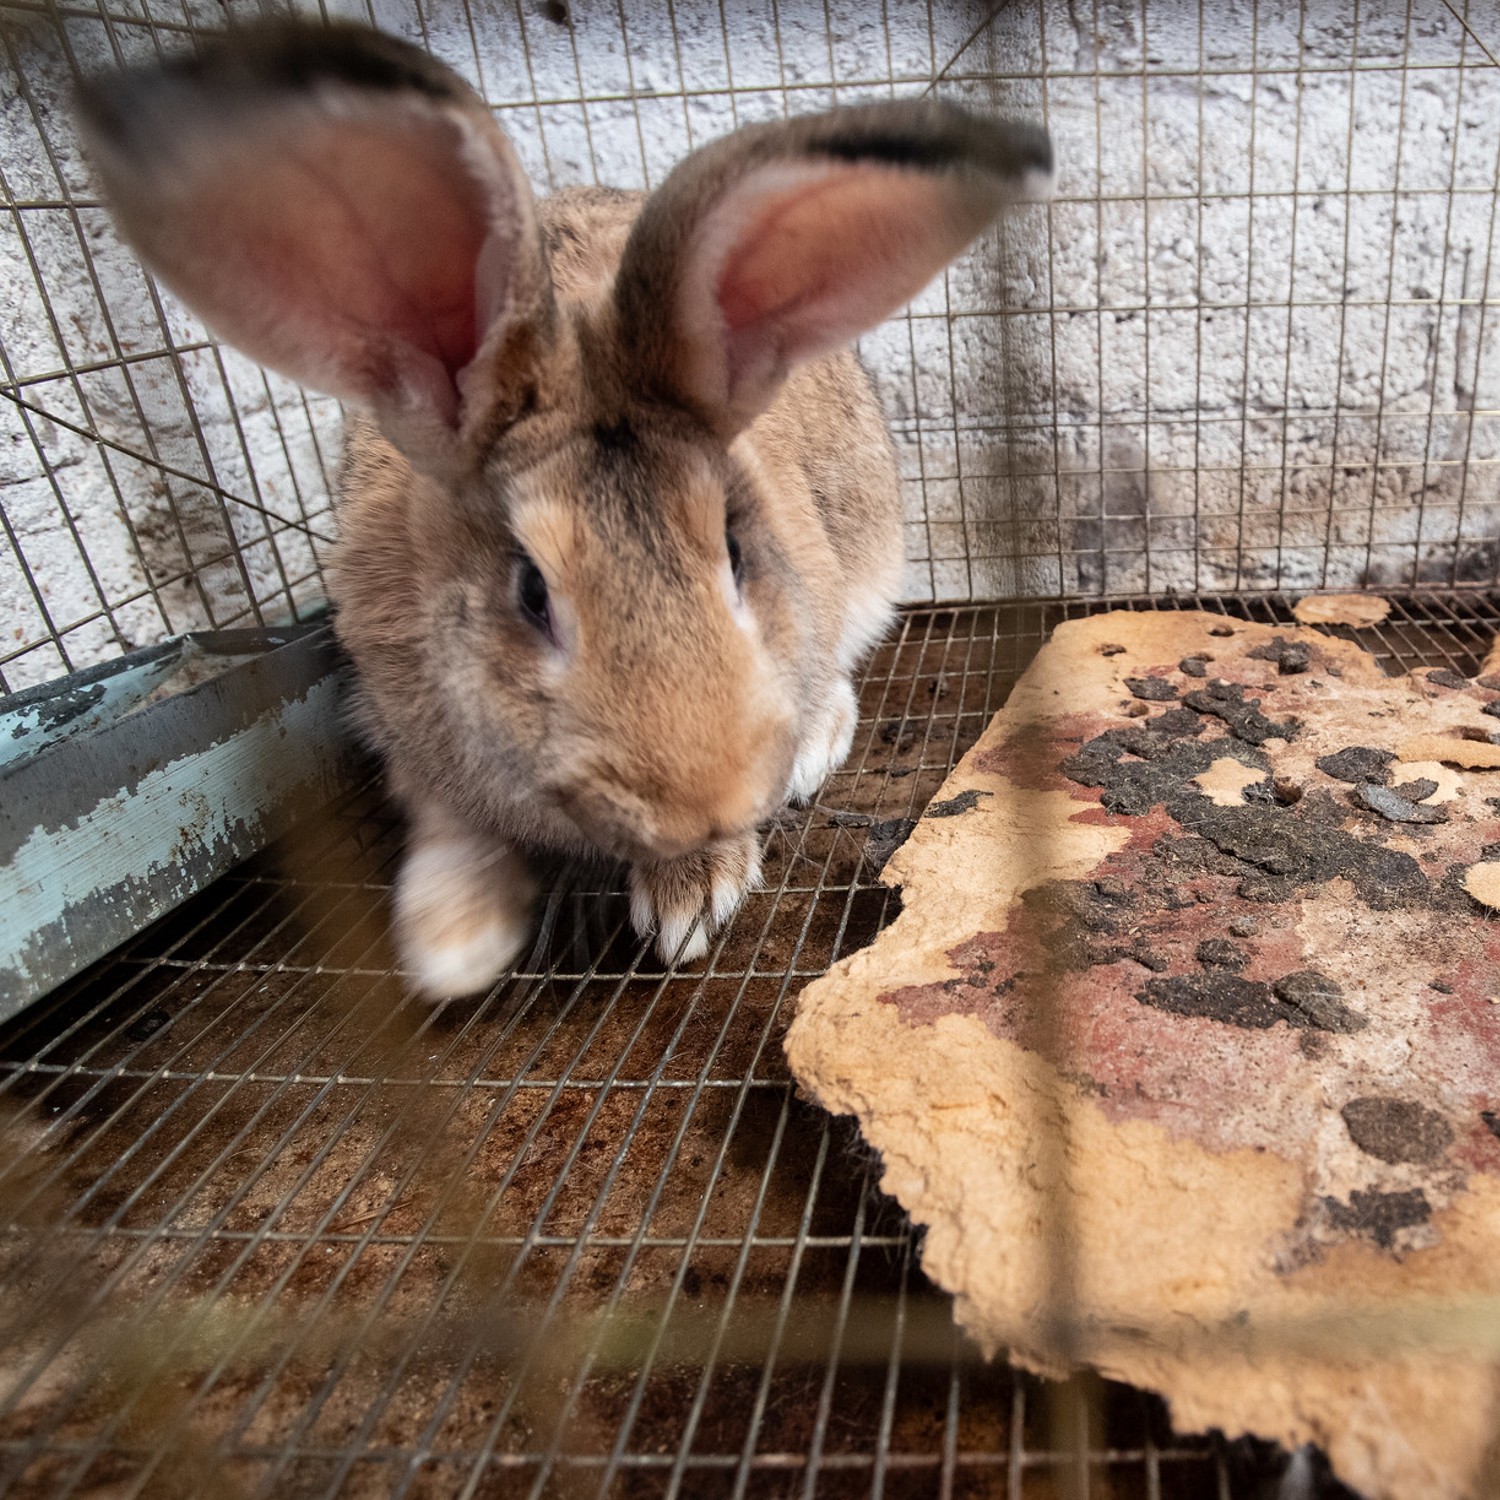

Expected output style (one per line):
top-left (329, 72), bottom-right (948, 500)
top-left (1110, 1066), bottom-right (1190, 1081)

top-left (78, 23), bottom-right (554, 470)
top-left (614, 102), bottom-right (1052, 436)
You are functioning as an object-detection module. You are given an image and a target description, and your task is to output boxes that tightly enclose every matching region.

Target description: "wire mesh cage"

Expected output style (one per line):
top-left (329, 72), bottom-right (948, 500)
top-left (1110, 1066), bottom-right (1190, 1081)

top-left (6, 0), bottom-right (1499, 694)
top-left (2, 1), bottom-right (1500, 1497)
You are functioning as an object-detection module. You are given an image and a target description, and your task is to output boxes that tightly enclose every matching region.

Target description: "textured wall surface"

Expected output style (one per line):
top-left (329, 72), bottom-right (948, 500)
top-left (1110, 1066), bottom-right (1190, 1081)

top-left (1, 0), bottom-right (1497, 692)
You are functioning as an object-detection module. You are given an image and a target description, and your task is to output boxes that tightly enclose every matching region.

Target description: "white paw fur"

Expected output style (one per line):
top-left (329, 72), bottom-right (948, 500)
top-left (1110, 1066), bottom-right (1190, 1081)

top-left (786, 677), bottom-right (857, 804)
top-left (630, 833), bottom-right (763, 965)
top-left (393, 836), bottom-right (535, 1001)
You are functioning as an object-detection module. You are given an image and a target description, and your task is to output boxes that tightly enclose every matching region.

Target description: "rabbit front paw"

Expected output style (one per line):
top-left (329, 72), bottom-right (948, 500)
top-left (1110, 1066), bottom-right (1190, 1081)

top-left (786, 677), bottom-right (857, 804)
top-left (393, 829), bottom-right (536, 1001)
top-left (628, 831), bottom-right (764, 964)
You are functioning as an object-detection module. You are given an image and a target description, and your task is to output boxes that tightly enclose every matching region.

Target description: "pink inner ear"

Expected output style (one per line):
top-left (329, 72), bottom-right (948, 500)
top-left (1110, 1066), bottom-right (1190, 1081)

top-left (170, 116), bottom-right (490, 404)
top-left (714, 167), bottom-right (973, 369)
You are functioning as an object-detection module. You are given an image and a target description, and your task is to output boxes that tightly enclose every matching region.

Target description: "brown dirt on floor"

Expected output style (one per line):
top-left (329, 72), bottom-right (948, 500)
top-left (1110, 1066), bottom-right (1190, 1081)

top-left (0, 605), bottom-right (1295, 1499)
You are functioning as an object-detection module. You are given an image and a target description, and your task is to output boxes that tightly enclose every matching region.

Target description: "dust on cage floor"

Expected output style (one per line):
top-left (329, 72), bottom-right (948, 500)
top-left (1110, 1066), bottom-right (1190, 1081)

top-left (10, 593), bottom-right (1492, 1500)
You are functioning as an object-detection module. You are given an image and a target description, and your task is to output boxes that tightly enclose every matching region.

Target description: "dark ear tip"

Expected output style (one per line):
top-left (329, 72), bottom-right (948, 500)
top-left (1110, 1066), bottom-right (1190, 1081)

top-left (998, 118), bottom-right (1054, 179)
top-left (73, 72), bottom-right (118, 140)
top-left (808, 100), bottom-right (1052, 187)
top-left (74, 18), bottom-right (470, 150)
top-left (74, 67), bottom-right (161, 162)
top-left (209, 20), bottom-right (467, 103)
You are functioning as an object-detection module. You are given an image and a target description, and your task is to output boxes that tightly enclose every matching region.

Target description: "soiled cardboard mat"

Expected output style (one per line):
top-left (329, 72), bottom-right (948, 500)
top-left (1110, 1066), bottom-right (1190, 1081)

top-left (786, 610), bottom-right (1500, 1500)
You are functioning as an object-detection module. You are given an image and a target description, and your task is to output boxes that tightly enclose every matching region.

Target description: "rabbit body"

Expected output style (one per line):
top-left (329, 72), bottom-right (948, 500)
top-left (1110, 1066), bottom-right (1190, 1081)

top-left (79, 23), bottom-right (1051, 996)
top-left (333, 190), bottom-right (903, 985)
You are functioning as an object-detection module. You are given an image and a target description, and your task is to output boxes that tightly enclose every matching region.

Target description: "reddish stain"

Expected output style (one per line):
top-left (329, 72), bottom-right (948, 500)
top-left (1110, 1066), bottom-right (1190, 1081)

top-left (1455, 1122), bottom-right (1500, 1175)
top-left (972, 713), bottom-right (1102, 787)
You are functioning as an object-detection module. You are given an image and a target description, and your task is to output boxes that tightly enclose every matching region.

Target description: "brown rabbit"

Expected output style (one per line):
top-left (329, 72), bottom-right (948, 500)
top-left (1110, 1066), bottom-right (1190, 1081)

top-left (79, 23), bottom-right (1051, 998)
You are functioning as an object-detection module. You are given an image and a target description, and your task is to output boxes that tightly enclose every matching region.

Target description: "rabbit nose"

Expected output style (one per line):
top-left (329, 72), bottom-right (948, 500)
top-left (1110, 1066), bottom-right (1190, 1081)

top-left (588, 781), bottom-right (764, 862)
top-left (557, 778), bottom-right (728, 862)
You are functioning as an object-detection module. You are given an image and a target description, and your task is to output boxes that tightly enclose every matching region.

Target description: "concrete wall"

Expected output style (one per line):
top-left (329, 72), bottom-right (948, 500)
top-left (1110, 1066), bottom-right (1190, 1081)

top-left (1, 0), bottom-right (1497, 690)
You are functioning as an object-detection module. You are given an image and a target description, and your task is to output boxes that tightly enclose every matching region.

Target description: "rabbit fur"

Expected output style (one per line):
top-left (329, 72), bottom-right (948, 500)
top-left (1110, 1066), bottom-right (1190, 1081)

top-left (79, 22), bottom-right (1052, 998)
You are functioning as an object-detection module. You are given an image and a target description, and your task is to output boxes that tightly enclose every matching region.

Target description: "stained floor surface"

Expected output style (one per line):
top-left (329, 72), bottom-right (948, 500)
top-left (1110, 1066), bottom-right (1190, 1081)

top-left (8, 595), bottom-right (1483, 1498)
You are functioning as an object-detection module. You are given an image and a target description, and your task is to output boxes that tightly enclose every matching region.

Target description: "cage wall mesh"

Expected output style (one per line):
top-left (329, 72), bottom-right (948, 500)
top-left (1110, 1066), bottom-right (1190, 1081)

top-left (4, 5), bottom-right (1500, 1497)
top-left (2, 0), bottom-right (1499, 698)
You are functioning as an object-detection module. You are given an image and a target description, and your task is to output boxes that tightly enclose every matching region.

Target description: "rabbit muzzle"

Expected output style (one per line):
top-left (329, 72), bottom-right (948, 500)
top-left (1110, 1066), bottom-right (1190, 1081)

top-left (554, 709), bottom-right (795, 863)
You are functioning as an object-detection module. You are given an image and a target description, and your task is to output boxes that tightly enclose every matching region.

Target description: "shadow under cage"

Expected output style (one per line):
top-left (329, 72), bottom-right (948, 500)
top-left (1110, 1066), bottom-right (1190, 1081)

top-left (2, 1), bottom-right (1499, 1497)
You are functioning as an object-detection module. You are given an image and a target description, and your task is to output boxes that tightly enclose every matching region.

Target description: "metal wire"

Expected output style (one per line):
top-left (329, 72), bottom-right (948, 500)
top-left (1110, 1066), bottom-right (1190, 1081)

top-left (2, 1), bottom-right (1500, 1496)
top-left (2, 0), bottom-right (1499, 691)
top-left (15, 587), bottom-right (1497, 1495)
top-left (2, 599), bottom-right (1335, 1499)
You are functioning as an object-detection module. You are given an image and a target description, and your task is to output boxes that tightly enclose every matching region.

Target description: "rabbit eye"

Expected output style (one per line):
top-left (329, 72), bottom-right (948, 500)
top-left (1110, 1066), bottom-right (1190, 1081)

top-left (517, 556), bottom-right (551, 632)
top-left (725, 527), bottom-right (745, 586)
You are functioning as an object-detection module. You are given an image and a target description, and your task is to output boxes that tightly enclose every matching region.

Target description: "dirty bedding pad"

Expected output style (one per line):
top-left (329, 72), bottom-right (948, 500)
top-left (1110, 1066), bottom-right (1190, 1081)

top-left (786, 609), bottom-right (1500, 1500)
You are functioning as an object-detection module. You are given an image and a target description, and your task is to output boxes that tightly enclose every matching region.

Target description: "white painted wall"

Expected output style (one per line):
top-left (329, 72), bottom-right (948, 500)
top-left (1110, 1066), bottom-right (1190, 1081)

top-left (2, 0), bottom-right (1497, 690)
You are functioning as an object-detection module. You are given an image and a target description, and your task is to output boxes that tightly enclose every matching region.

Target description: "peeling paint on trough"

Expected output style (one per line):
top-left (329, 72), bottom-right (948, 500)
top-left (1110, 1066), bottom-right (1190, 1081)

top-left (1, 624), bottom-right (357, 1020)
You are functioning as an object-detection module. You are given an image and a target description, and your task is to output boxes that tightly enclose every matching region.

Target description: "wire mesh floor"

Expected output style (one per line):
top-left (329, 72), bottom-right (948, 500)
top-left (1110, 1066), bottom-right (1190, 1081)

top-left (7, 593), bottom-right (1498, 1500)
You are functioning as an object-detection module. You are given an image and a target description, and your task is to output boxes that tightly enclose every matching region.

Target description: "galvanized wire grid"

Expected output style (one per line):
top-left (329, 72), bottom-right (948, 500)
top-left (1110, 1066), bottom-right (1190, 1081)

top-left (7, 593), bottom-right (1499, 1500)
top-left (4, 0), bottom-right (1500, 695)
top-left (2, 0), bottom-right (1500, 1492)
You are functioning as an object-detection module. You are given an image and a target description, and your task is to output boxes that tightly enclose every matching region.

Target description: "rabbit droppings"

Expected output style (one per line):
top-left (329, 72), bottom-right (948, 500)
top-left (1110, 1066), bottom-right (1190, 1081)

top-left (79, 23), bottom-right (1052, 999)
